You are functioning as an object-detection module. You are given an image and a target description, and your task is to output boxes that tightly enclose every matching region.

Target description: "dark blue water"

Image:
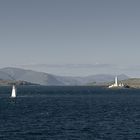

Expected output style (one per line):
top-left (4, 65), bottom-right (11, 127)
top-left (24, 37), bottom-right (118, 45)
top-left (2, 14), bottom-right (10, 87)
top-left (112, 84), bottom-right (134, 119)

top-left (0, 86), bottom-right (140, 140)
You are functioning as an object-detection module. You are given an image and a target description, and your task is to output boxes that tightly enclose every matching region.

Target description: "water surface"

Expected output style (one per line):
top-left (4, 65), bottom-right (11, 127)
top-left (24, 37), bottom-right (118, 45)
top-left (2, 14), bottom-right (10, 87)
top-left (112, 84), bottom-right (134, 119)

top-left (0, 86), bottom-right (140, 139)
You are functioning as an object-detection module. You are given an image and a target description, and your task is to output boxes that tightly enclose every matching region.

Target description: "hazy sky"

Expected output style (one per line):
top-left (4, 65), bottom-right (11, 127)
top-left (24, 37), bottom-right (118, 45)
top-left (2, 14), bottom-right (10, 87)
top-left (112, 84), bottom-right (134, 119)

top-left (0, 0), bottom-right (140, 76)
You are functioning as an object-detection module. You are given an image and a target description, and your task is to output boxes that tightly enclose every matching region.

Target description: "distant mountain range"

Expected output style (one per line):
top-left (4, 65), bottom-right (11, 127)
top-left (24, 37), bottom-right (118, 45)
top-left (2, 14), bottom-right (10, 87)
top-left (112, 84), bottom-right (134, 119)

top-left (0, 67), bottom-right (129, 86)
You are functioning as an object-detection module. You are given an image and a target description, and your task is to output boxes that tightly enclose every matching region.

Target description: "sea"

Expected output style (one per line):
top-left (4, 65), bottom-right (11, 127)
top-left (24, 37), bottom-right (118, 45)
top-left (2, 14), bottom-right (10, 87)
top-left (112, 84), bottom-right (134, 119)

top-left (0, 86), bottom-right (140, 140)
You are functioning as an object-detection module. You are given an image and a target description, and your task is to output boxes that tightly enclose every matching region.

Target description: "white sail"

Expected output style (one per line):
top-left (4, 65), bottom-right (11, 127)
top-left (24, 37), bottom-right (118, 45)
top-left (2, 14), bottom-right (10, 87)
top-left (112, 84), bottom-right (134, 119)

top-left (11, 85), bottom-right (16, 98)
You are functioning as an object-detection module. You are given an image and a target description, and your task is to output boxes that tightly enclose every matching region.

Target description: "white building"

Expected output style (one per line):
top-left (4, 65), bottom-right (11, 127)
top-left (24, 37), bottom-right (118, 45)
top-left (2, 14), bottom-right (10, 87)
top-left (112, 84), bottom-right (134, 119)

top-left (108, 76), bottom-right (124, 88)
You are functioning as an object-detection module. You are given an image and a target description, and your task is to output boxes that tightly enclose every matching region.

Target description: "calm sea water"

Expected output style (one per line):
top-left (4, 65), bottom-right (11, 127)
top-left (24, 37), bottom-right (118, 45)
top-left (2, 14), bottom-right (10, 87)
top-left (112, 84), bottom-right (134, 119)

top-left (0, 86), bottom-right (140, 140)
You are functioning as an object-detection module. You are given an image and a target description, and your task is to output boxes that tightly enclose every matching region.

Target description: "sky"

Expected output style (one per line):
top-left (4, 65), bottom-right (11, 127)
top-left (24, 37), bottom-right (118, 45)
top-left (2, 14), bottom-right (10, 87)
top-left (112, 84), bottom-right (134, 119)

top-left (0, 0), bottom-right (140, 76)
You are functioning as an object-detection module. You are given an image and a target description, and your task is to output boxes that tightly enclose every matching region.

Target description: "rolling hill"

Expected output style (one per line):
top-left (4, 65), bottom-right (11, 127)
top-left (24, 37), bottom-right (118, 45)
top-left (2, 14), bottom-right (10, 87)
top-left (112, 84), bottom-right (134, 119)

top-left (0, 67), bottom-right (129, 86)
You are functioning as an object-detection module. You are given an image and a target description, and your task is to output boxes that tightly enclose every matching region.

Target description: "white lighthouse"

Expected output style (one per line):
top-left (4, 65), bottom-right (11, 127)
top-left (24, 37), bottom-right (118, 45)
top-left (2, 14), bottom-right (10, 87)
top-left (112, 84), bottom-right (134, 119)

top-left (108, 76), bottom-right (124, 88)
top-left (114, 76), bottom-right (118, 86)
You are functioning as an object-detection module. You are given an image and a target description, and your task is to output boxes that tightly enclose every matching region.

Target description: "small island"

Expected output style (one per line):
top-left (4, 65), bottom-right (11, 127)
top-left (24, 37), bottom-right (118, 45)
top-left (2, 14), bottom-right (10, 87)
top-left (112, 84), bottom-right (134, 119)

top-left (0, 80), bottom-right (38, 86)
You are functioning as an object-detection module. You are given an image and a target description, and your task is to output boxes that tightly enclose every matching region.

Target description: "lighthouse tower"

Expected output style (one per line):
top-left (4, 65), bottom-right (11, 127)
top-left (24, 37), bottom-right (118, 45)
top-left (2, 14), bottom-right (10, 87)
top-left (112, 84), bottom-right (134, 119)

top-left (114, 76), bottom-right (118, 87)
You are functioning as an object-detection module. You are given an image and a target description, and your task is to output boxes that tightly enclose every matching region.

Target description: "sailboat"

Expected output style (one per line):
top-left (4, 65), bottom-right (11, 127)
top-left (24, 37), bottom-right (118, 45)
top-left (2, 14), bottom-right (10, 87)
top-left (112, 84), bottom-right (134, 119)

top-left (11, 85), bottom-right (16, 98)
